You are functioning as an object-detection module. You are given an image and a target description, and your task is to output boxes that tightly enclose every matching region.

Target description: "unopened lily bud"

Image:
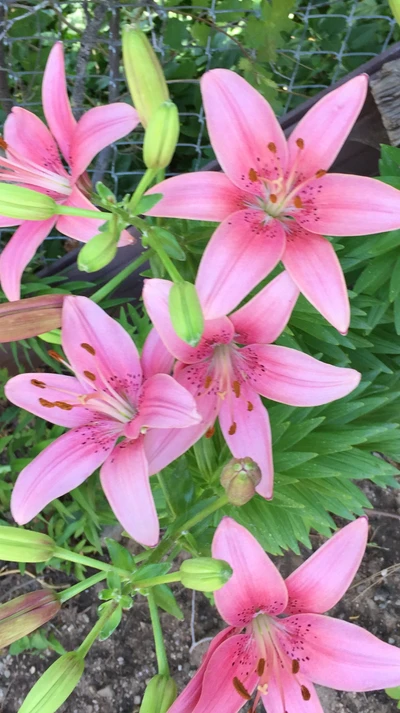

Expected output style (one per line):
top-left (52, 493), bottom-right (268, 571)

top-left (122, 26), bottom-right (169, 127)
top-left (77, 230), bottom-right (118, 273)
top-left (0, 184), bottom-right (57, 220)
top-left (169, 281), bottom-right (204, 346)
top-left (180, 557), bottom-right (233, 592)
top-left (140, 674), bottom-right (177, 713)
top-left (143, 101), bottom-right (180, 170)
top-left (0, 590), bottom-right (60, 649)
top-left (220, 457), bottom-right (262, 506)
top-left (19, 652), bottom-right (84, 713)
top-left (0, 294), bottom-right (64, 343)
top-left (0, 526), bottom-right (56, 562)
top-left (389, 0), bottom-right (400, 25)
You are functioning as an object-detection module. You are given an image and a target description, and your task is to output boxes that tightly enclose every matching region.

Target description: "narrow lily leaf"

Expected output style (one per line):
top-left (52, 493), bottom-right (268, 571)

top-left (153, 584), bottom-right (184, 620)
top-left (18, 652), bottom-right (84, 713)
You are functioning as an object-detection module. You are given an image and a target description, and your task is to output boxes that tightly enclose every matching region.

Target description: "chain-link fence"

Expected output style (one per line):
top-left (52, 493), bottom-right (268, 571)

top-left (0, 0), bottom-right (398, 261)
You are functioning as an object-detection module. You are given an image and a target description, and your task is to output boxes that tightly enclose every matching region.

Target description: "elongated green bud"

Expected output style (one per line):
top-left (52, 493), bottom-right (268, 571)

top-left (77, 230), bottom-right (118, 273)
top-left (0, 590), bottom-right (60, 649)
top-left (389, 0), bottom-right (400, 25)
top-left (140, 674), bottom-right (177, 713)
top-left (122, 26), bottom-right (169, 127)
top-left (0, 526), bottom-right (56, 562)
top-left (143, 101), bottom-right (180, 170)
top-left (0, 184), bottom-right (57, 220)
top-left (180, 557), bottom-right (232, 592)
top-left (19, 652), bottom-right (84, 713)
top-left (220, 457), bottom-right (262, 506)
top-left (169, 281), bottom-right (204, 346)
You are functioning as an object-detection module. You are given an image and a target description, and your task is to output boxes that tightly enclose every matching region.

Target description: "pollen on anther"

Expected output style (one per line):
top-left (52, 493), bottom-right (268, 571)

top-left (249, 168), bottom-right (258, 182)
top-left (257, 658), bottom-right (266, 676)
top-left (292, 659), bottom-right (300, 674)
top-left (81, 342), bottom-right (96, 355)
top-left (48, 350), bottom-right (64, 362)
top-left (0, 137), bottom-right (8, 150)
top-left (84, 370), bottom-right (96, 381)
top-left (205, 425), bottom-right (215, 438)
top-left (296, 138), bottom-right (304, 149)
top-left (232, 677), bottom-right (251, 701)
top-left (39, 398), bottom-right (55, 408)
top-left (229, 422), bottom-right (237, 435)
top-left (293, 196), bottom-right (303, 209)
top-left (31, 379), bottom-right (46, 389)
top-left (315, 169), bottom-right (327, 178)
top-left (232, 380), bottom-right (241, 398)
top-left (204, 375), bottom-right (213, 389)
top-left (269, 194), bottom-right (278, 204)
top-left (54, 401), bottom-right (73, 411)
top-left (247, 401), bottom-right (254, 412)
top-left (301, 685), bottom-right (311, 701)
top-left (267, 142), bottom-right (277, 153)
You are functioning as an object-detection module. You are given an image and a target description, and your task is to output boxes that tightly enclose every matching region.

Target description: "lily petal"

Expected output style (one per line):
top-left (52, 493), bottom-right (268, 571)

top-left (285, 518), bottom-right (368, 615)
top-left (133, 373), bottom-right (201, 431)
top-left (201, 69), bottom-right (288, 190)
top-left (297, 174), bottom-right (400, 236)
top-left (11, 426), bottom-right (116, 525)
top-left (143, 278), bottom-right (234, 362)
top-left (219, 384), bottom-right (274, 498)
top-left (42, 42), bottom-right (76, 164)
top-left (4, 107), bottom-right (67, 176)
top-left (5, 373), bottom-right (92, 428)
top-left (100, 439), bottom-right (159, 547)
top-left (62, 295), bottom-right (142, 401)
top-left (56, 186), bottom-right (132, 246)
top-left (141, 328), bottom-right (174, 379)
top-left (0, 216), bottom-right (23, 228)
top-left (230, 272), bottom-right (299, 345)
top-left (196, 212), bottom-right (286, 320)
top-left (263, 668), bottom-right (324, 713)
top-left (71, 104), bottom-right (139, 178)
top-left (0, 218), bottom-right (56, 301)
top-left (212, 517), bottom-right (288, 625)
top-left (287, 75), bottom-right (367, 183)
top-left (283, 228), bottom-right (350, 334)
top-left (286, 614), bottom-right (400, 692)
top-left (145, 172), bottom-right (243, 221)
top-left (243, 344), bottom-right (360, 406)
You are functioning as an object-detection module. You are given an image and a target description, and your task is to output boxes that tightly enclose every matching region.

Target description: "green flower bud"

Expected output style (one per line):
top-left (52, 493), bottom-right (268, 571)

top-left (143, 101), bottom-right (180, 170)
top-left (140, 674), bottom-right (177, 713)
top-left (0, 590), bottom-right (60, 649)
top-left (18, 652), bottom-right (84, 713)
top-left (122, 26), bottom-right (169, 127)
top-left (0, 184), bottom-right (57, 220)
top-left (169, 281), bottom-right (204, 346)
top-left (389, 0), bottom-right (400, 25)
top-left (180, 557), bottom-right (233, 592)
top-left (0, 526), bottom-right (56, 562)
top-left (77, 230), bottom-right (118, 273)
top-left (220, 457), bottom-right (262, 506)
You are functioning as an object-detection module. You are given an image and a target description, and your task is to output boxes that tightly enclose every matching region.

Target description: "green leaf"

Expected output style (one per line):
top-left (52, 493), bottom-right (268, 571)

top-left (98, 604), bottom-right (123, 641)
top-left (153, 584), bottom-right (184, 620)
top-left (105, 539), bottom-right (135, 572)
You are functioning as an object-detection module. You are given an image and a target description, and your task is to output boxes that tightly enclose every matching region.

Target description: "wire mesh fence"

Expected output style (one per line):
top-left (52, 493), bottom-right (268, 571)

top-left (0, 0), bottom-right (398, 261)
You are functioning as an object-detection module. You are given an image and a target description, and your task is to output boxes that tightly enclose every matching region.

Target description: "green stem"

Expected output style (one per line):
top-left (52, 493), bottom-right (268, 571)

top-left (90, 251), bottom-right (151, 304)
top-left (59, 572), bottom-right (107, 604)
top-left (148, 589), bottom-right (169, 676)
top-left (77, 601), bottom-right (117, 658)
top-left (53, 547), bottom-right (131, 578)
top-left (145, 233), bottom-right (183, 283)
top-left (129, 168), bottom-right (158, 212)
top-left (56, 205), bottom-right (113, 220)
top-left (132, 572), bottom-right (180, 589)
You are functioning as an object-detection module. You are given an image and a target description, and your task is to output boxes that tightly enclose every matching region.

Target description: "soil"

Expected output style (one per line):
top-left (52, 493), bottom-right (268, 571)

top-left (1, 480), bottom-right (400, 713)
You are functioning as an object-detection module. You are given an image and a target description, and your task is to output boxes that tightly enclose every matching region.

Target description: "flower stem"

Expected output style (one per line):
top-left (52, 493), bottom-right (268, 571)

top-left (59, 572), bottom-right (107, 604)
top-left (132, 572), bottom-right (180, 589)
top-left (53, 547), bottom-right (131, 578)
top-left (56, 206), bottom-right (113, 220)
top-left (77, 601), bottom-right (118, 659)
top-left (145, 233), bottom-right (183, 283)
top-left (148, 589), bottom-right (170, 676)
top-left (129, 168), bottom-right (158, 213)
top-left (90, 250), bottom-right (152, 304)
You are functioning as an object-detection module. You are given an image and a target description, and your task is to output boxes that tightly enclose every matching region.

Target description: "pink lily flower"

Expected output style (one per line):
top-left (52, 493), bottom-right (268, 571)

top-left (0, 42), bottom-right (139, 301)
top-left (169, 517), bottom-right (400, 713)
top-left (5, 296), bottom-right (201, 546)
top-left (143, 271), bottom-right (360, 498)
top-left (145, 70), bottom-right (400, 334)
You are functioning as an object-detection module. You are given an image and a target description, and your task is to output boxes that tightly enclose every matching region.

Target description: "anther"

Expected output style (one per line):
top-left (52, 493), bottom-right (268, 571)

top-left (293, 196), bottom-right (303, 209)
top-left (232, 677), bottom-right (251, 701)
top-left (205, 425), bottom-right (215, 438)
top-left (301, 685), bottom-right (311, 701)
top-left (269, 194), bottom-right (278, 204)
top-left (204, 375), bottom-right (212, 389)
top-left (229, 422), bottom-right (237, 435)
top-left (315, 169), bottom-right (327, 178)
top-left (0, 137), bottom-right (8, 150)
top-left (247, 401), bottom-right (254, 411)
top-left (296, 138), bottom-right (304, 149)
top-left (30, 379), bottom-right (46, 389)
top-left (232, 380), bottom-right (240, 398)
top-left (54, 401), bottom-right (73, 411)
top-left (48, 350), bottom-right (64, 362)
top-left (249, 168), bottom-right (258, 182)
top-left (39, 398), bottom-right (55, 408)
top-left (81, 343), bottom-right (96, 355)
top-left (83, 370), bottom-right (96, 381)
top-left (267, 142), bottom-right (277, 153)
top-left (257, 658), bottom-right (266, 676)
top-left (292, 659), bottom-right (300, 674)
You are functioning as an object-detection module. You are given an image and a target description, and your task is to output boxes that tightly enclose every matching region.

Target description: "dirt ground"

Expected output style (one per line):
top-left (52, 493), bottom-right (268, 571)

top-left (1, 479), bottom-right (400, 713)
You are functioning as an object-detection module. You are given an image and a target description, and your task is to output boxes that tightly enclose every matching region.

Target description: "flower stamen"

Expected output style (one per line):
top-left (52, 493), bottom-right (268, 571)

top-left (233, 677), bottom-right (252, 700)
